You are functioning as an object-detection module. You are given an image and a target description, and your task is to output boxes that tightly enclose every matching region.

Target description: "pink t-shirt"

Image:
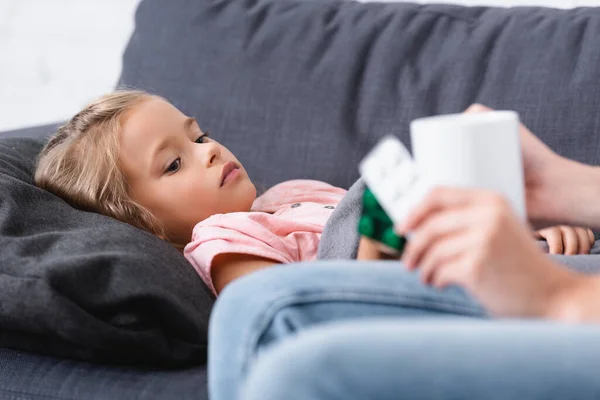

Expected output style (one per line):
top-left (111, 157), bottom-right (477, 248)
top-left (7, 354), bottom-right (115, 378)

top-left (184, 180), bottom-right (347, 294)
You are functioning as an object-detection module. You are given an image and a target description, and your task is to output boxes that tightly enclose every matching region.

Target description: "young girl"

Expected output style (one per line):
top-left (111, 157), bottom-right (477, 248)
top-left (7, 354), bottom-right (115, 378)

top-left (34, 90), bottom-right (595, 295)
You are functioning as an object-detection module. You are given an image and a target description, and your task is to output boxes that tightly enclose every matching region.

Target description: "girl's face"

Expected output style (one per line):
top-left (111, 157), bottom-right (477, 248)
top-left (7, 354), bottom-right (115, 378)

top-left (119, 97), bottom-right (256, 246)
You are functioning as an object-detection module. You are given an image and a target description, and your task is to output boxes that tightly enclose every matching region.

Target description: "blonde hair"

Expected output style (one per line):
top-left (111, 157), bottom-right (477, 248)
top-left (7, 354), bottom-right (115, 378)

top-left (34, 89), bottom-right (168, 239)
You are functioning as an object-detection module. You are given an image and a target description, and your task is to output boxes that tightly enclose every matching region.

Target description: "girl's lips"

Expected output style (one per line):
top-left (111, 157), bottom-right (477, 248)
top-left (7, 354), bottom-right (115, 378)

top-left (221, 162), bottom-right (240, 186)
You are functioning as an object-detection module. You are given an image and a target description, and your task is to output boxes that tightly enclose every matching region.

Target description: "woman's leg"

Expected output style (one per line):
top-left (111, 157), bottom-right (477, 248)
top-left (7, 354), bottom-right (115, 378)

top-left (209, 261), bottom-right (488, 400)
top-left (243, 319), bottom-right (600, 400)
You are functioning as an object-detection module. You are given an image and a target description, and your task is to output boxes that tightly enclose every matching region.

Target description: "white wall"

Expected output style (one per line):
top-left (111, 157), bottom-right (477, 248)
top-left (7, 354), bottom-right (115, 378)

top-left (1, 0), bottom-right (598, 132)
top-left (0, 0), bottom-right (140, 132)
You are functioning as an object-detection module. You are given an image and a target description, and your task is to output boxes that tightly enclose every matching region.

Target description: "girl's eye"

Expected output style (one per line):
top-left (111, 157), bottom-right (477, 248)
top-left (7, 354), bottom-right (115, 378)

top-left (195, 131), bottom-right (210, 144)
top-left (165, 158), bottom-right (181, 174)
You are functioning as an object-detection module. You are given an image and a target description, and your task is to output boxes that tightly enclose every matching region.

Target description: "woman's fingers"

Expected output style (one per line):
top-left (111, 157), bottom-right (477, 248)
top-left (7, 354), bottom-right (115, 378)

top-left (464, 104), bottom-right (493, 113)
top-left (428, 255), bottom-right (469, 289)
top-left (401, 208), bottom-right (474, 269)
top-left (400, 187), bottom-right (490, 234)
top-left (418, 233), bottom-right (472, 285)
top-left (399, 187), bottom-right (466, 234)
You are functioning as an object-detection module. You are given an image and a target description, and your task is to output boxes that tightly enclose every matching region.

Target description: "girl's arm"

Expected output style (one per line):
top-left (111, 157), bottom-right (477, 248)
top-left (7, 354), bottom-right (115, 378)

top-left (356, 237), bottom-right (382, 260)
top-left (211, 253), bottom-right (279, 294)
top-left (356, 237), bottom-right (399, 260)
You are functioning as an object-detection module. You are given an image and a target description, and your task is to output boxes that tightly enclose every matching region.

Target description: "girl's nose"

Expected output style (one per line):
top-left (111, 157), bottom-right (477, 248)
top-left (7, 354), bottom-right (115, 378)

top-left (203, 142), bottom-right (221, 166)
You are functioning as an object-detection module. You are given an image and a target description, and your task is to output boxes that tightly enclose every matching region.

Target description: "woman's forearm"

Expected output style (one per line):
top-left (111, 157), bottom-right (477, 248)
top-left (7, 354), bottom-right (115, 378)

top-left (541, 161), bottom-right (600, 321)
top-left (539, 159), bottom-right (600, 229)
top-left (565, 163), bottom-right (600, 228)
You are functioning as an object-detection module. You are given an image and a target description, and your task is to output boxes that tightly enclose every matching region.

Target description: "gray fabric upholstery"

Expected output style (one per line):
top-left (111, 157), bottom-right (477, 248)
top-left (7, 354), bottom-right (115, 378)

top-left (0, 122), bottom-right (61, 139)
top-left (120, 1), bottom-right (600, 191)
top-left (0, 348), bottom-right (207, 400)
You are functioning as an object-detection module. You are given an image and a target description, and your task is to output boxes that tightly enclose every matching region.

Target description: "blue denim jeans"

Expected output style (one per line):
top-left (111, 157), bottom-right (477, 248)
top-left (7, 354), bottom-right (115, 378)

top-left (209, 261), bottom-right (488, 399)
top-left (243, 319), bottom-right (600, 400)
top-left (209, 261), bottom-right (600, 400)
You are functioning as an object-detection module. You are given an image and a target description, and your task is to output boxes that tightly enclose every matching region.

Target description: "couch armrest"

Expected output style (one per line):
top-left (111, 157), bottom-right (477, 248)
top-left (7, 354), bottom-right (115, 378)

top-left (0, 122), bottom-right (63, 140)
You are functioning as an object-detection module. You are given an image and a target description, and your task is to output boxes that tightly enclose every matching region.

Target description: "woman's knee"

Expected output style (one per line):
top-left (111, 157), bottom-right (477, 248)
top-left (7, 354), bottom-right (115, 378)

top-left (242, 326), bottom-right (348, 400)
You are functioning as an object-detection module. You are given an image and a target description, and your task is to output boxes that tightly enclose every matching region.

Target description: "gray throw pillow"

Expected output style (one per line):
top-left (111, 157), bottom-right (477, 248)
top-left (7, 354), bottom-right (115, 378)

top-left (0, 137), bottom-right (213, 366)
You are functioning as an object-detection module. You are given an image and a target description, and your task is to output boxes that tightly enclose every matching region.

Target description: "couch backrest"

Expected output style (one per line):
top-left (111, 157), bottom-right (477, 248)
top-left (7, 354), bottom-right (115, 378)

top-left (120, 0), bottom-right (600, 189)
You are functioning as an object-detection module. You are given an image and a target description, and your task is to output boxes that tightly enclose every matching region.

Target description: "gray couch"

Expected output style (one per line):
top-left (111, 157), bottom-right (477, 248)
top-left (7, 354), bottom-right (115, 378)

top-left (2, 1), bottom-right (600, 399)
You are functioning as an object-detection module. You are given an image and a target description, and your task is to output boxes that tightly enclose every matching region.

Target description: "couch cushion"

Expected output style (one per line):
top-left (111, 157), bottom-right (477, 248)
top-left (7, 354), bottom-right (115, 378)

top-left (0, 348), bottom-right (208, 400)
top-left (0, 137), bottom-right (213, 366)
top-left (120, 0), bottom-right (600, 190)
top-left (0, 122), bottom-right (62, 140)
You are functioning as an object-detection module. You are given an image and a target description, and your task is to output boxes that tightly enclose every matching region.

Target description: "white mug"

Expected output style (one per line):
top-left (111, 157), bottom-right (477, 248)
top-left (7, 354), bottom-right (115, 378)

top-left (409, 110), bottom-right (526, 219)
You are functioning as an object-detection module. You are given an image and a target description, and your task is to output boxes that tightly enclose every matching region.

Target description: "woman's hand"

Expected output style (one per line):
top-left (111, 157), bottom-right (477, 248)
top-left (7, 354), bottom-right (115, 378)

top-left (398, 187), bottom-right (583, 318)
top-left (534, 225), bottom-right (595, 255)
top-left (464, 104), bottom-right (594, 229)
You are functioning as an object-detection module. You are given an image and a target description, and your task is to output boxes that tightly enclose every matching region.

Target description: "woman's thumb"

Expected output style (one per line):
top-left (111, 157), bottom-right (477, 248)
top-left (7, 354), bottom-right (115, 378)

top-left (464, 104), bottom-right (493, 113)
